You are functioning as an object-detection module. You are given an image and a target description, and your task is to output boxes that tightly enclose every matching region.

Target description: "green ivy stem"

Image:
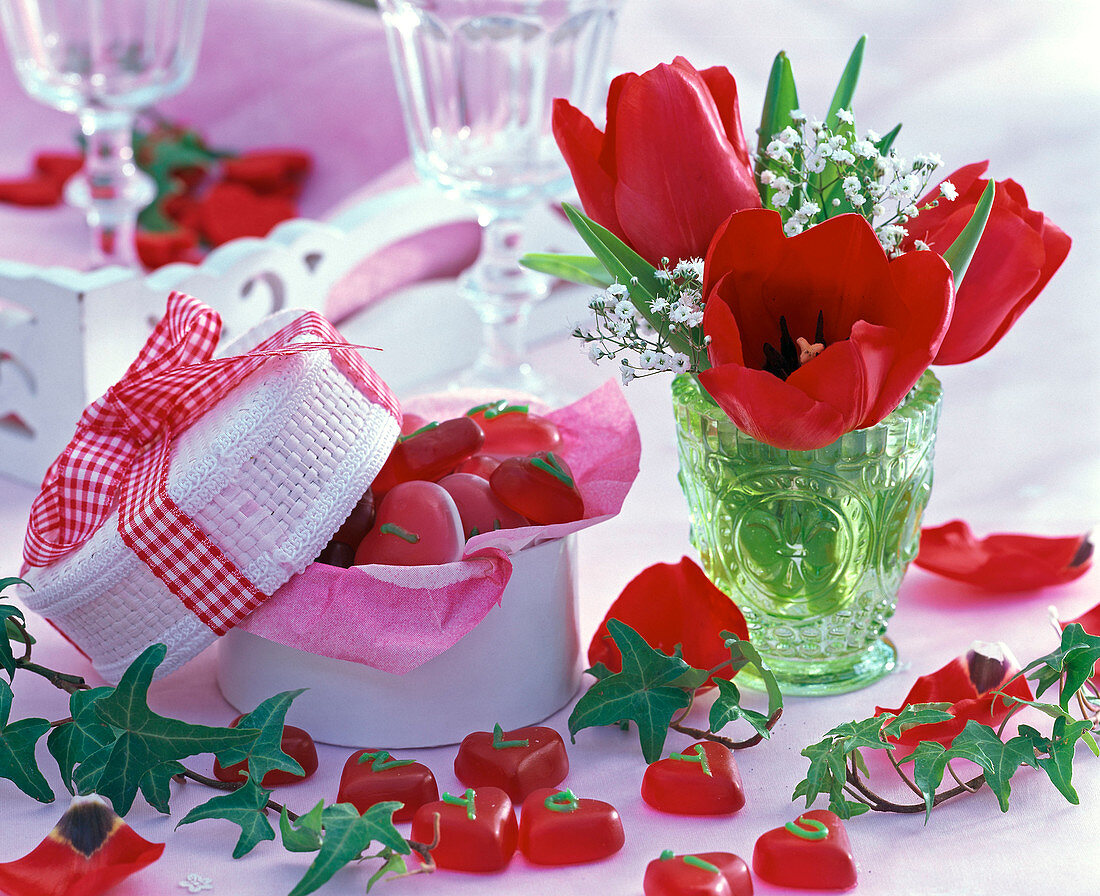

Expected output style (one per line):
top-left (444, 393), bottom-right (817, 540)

top-left (944, 761), bottom-right (983, 794)
top-left (884, 747), bottom-right (924, 799)
top-left (6, 614), bottom-right (90, 695)
top-left (172, 767), bottom-right (301, 823)
top-left (671, 707), bottom-right (784, 750)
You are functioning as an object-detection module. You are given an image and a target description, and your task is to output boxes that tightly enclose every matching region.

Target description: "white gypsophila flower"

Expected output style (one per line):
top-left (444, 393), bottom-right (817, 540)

top-left (913, 239), bottom-right (930, 251)
top-left (619, 358), bottom-right (635, 384)
top-left (778, 126), bottom-right (801, 145)
top-left (913, 152), bottom-right (943, 169)
top-left (765, 141), bottom-right (792, 164)
top-left (789, 108), bottom-right (807, 122)
top-left (654, 268), bottom-right (671, 281)
top-left (852, 139), bottom-right (877, 159)
top-left (586, 342), bottom-right (605, 363)
top-left (760, 169), bottom-right (777, 186)
top-left (613, 299), bottom-right (636, 320)
top-left (687, 258), bottom-right (705, 280)
top-left (849, 193), bottom-right (866, 207)
top-left (638, 349), bottom-right (658, 369)
top-left (842, 175), bottom-right (862, 195)
top-left (835, 107), bottom-right (854, 125)
top-left (805, 153), bottom-right (827, 174)
top-left (668, 303), bottom-right (691, 324)
top-left (610, 316), bottom-right (633, 336)
top-left (865, 127), bottom-right (881, 142)
top-left (671, 352), bottom-right (691, 373)
top-left (832, 149), bottom-right (855, 165)
top-left (941, 180), bottom-right (958, 201)
top-left (685, 310), bottom-right (704, 327)
top-left (650, 295), bottom-right (669, 313)
top-left (607, 282), bottom-right (628, 297)
top-left (784, 217), bottom-right (805, 236)
top-left (903, 204), bottom-right (919, 218)
top-left (797, 200), bottom-right (821, 218)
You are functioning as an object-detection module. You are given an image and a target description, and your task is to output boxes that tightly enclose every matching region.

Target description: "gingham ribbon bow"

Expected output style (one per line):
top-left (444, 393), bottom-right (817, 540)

top-left (24, 292), bottom-right (398, 634)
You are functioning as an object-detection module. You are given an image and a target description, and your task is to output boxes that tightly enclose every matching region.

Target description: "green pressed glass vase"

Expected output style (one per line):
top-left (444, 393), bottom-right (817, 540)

top-left (672, 371), bottom-right (942, 696)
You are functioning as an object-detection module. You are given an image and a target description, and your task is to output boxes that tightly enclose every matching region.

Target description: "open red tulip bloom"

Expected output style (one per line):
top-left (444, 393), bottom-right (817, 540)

top-left (903, 161), bottom-right (1071, 364)
top-left (875, 643), bottom-right (1034, 749)
top-left (552, 56), bottom-right (760, 266)
top-left (588, 557), bottom-right (749, 683)
top-left (698, 209), bottom-right (953, 450)
top-left (0, 795), bottom-right (164, 896)
top-left (915, 520), bottom-right (1093, 592)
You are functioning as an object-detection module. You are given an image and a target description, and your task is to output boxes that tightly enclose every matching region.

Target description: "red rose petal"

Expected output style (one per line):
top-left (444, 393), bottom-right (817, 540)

top-left (197, 181), bottom-right (298, 247)
top-left (588, 558), bottom-right (748, 683)
top-left (915, 520), bottom-right (1093, 592)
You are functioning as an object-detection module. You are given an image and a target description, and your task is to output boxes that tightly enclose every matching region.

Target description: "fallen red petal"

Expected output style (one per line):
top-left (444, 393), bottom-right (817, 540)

top-left (197, 181), bottom-right (299, 246)
top-left (915, 520), bottom-right (1093, 592)
top-left (0, 795), bottom-right (164, 896)
top-left (34, 151), bottom-right (84, 185)
top-left (0, 176), bottom-right (64, 206)
top-left (588, 557), bottom-right (749, 683)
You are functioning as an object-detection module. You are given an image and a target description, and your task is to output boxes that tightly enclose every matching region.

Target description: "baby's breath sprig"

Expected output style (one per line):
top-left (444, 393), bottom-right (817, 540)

top-left (572, 258), bottom-right (711, 384)
top-left (758, 110), bottom-right (956, 255)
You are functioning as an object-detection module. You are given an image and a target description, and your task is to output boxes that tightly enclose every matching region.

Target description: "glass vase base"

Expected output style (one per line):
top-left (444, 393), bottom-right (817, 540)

top-left (737, 638), bottom-right (897, 697)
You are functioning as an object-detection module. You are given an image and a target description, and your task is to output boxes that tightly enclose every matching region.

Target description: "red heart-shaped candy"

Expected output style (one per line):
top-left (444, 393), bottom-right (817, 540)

top-left (411, 787), bottom-right (517, 872)
top-left (453, 724), bottom-right (569, 803)
top-left (518, 788), bottom-right (624, 865)
top-left (643, 851), bottom-right (753, 896)
top-left (464, 401), bottom-right (563, 458)
top-left (752, 809), bottom-right (856, 890)
top-left (641, 742), bottom-right (745, 815)
top-left (489, 452), bottom-right (584, 525)
top-left (337, 749), bottom-right (438, 824)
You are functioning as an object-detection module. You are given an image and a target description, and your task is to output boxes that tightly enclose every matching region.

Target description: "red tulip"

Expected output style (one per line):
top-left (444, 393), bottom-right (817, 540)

top-left (903, 161), bottom-right (1071, 364)
top-left (915, 520), bottom-right (1093, 591)
top-left (698, 209), bottom-right (953, 450)
top-left (0, 795), bottom-right (164, 896)
top-left (552, 56), bottom-right (760, 266)
top-left (875, 642), bottom-right (1033, 749)
top-left (588, 557), bottom-right (749, 684)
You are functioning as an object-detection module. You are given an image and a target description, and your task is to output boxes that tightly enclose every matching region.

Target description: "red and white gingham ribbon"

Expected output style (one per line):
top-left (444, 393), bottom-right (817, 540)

top-left (24, 292), bottom-right (398, 634)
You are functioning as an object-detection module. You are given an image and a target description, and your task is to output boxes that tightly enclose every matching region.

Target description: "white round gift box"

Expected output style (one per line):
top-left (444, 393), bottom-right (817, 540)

top-left (216, 535), bottom-right (581, 748)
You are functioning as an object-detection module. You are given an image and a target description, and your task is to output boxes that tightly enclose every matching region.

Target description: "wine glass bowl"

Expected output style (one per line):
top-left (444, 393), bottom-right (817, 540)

top-left (0, 0), bottom-right (208, 267)
top-left (380, 0), bottom-right (620, 397)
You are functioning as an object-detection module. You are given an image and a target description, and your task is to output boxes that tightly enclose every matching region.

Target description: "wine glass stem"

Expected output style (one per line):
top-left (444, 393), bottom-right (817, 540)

top-left (461, 209), bottom-right (549, 384)
top-left (65, 108), bottom-right (156, 268)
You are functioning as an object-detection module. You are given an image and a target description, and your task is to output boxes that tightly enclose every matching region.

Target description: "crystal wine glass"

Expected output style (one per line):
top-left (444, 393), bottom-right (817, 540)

top-left (378, 0), bottom-right (620, 398)
top-left (0, 0), bottom-right (208, 268)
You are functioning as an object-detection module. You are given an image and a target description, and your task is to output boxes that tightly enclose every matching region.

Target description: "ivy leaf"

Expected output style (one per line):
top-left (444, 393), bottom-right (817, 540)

top-left (280, 800), bottom-right (325, 853)
top-left (568, 619), bottom-right (704, 763)
top-left (139, 760), bottom-right (185, 815)
top-left (942, 721), bottom-right (1035, 812)
top-left (796, 738), bottom-right (848, 809)
top-left (880, 703), bottom-right (954, 739)
top-left (1019, 717), bottom-right (1095, 805)
top-left (899, 740), bottom-right (950, 821)
top-left (708, 679), bottom-right (771, 738)
top-left (824, 715), bottom-right (892, 752)
top-left (216, 690), bottom-right (306, 784)
top-left (0, 679), bottom-right (53, 803)
top-left (0, 604), bottom-right (26, 679)
top-left (48, 686), bottom-right (115, 794)
top-left (723, 632), bottom-right (782, 721)
top-left (90, 644), bottom-right (259, 815)
top-left (365, 849), bottom-right (410, 893)
top-left (177, 776), bottom-right (275, 858)
top-left (288, 802), bottom-right (408, 896)
top-left (1024, 623), bottom-right (1100, 709)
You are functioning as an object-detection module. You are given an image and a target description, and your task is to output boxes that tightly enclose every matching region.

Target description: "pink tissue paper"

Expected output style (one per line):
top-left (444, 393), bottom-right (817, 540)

top-left (236, 379), bottom-right (641, 673)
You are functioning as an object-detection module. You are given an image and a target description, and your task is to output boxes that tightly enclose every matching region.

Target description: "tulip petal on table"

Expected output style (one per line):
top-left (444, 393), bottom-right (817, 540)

top-left (875, 643), bottom-right (1034, 749)
top-left (915, 520), bottom-right (1093, 592)
top-left (0, 795), bottom-right (164, 896)
top-left (588, 557), bottom-right (748, 684)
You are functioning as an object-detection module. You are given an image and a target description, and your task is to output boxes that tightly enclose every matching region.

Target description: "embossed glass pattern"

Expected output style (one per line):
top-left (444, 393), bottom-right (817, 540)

top-left (672, 371), bottom-right (942, 695)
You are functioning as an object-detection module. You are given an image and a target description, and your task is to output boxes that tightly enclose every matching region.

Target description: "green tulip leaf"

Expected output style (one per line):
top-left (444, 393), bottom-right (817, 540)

top-left (177, 776), bottom-right (276, 858)
top-left (942, 179), bottom-right (994, 290)
top-left (560, 204), bottom-right (693, 357)
top-left (568, 619), bottom-right (705, 763)
top-left (826, 36), bottom-right (867, 127)
top-left (288, 802), bottom-right (408, 896)
top-left (756, 49), bottom-right (800, 201)
top-left (519, 253), bottom-right (614, 288)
